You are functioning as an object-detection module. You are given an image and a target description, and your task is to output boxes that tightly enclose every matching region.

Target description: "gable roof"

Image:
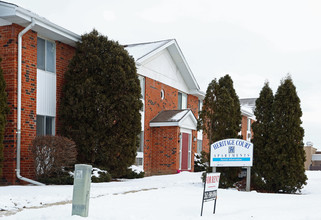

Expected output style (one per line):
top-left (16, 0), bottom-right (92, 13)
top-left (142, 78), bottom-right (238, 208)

top-left (124, 39), bottom-right (205, 99)
top-left (0, 1), bottom-right (80, 46)
top-left (150, 109), bottom-right (197, 130)
top-left (240, 98), bottom-right (257, 119)
top-left (240, 98), bottom-right (257, 110)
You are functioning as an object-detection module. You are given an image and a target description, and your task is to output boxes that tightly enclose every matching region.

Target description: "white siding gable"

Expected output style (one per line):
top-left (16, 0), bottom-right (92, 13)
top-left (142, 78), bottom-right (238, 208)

top-left (137, 49), bottom-right (189, 94)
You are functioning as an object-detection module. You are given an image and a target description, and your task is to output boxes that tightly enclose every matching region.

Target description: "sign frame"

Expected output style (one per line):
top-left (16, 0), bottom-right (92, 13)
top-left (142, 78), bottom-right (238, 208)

top-left (200, 172), bottom-right (220, 216)
top-left (210, 138), bottom-right (253, 167)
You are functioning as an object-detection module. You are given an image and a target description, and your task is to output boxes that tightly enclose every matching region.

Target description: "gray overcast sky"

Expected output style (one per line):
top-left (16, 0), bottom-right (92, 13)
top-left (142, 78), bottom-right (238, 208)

top-left (9, 0), bottom-right (321, 149)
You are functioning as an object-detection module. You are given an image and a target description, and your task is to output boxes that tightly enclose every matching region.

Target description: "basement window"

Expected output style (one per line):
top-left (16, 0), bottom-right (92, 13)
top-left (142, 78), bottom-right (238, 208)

top-left (37, 37), bottom-right (55, 73)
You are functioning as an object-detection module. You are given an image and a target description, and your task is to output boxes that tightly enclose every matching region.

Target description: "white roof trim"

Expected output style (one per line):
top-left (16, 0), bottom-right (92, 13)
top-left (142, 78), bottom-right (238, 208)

top-left (127, 39), bottom-right (205, 99)
top-left (150, 110), bottom-right (197, 130)
top-left (0, 1), bottom-right (80, 46)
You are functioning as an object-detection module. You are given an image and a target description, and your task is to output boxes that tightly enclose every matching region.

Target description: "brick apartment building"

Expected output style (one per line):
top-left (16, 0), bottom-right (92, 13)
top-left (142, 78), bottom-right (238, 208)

top-left (0, 1), bottom-right (255, 184)
top-left (0, 1), bottom-right (79, 184)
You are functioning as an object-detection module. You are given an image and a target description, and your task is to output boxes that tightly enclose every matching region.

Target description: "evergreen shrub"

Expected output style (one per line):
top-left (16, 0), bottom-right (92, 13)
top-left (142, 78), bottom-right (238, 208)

top-left (59, 30), bottom-right (142, 178)
top-left (0, 57), bottom-right (9, 178)
top-left (198, 75), bottom-right (242, 188)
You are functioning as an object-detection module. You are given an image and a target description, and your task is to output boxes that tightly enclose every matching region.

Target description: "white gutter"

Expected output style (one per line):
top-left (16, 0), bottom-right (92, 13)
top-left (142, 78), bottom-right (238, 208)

top-left (17, 18), bottom-right (44, 186)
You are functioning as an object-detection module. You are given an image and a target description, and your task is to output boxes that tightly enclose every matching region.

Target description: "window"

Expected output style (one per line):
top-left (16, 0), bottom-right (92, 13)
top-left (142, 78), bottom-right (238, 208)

top-left (247, 118), bottom-right (251, 141)
top-left (178, 92), bottom-right (187, 109)
top-left (160, 89), bottom-right (165, 100)
top-left (136, 131), bottom-right (144, 166)
top-left (137, 131), bottom-right (144, 152)
top-left (197, 139), bottom-right (203, 154)
top-left (138, 75), bottom-right (145, 99)
top-left (37, 37), bottom-right (55, 73)
top-left (36, 115), bottom-right (55, 136)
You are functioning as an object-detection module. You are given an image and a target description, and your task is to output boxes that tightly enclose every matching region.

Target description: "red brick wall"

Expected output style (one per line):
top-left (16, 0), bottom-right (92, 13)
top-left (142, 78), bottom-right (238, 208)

top-left (0, 24), bottom-right (75, 184)
top-left (0, 24), bottom-right (37, 184)
top-left (143, 76), bottom-right (199, 175)
top-left (143, 77), bottom-right (178, 175)
top-left (151, 126), bottom-right (180, 175)
top-left (241, 116), bottom-right (253, 141)
top-left (0, 24), bottom-right (19, 183)
top-left (55, 42), bottom-right (75, 133)
top-left (187, 95), bottom-right (198, 118)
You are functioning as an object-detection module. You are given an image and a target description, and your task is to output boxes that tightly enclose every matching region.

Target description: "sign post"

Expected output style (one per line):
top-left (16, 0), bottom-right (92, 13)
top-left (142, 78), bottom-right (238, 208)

top-left (210, 138), bottom-right (253, 192)
top-left (200, 172), bottom-right (220, 216)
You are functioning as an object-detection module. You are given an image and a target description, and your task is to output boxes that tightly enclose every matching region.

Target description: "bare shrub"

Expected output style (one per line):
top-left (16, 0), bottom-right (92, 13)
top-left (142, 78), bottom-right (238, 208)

top-left (31, 136), bottom-right (77, 179)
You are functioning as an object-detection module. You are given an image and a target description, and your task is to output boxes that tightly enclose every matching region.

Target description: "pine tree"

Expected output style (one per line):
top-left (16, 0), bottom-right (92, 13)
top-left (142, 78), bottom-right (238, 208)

top-left (198, 75), bottom-right (242, 187)
top-left (59, 30), bottom-right (142, 177)
top-left (0, 58), bottom-right (9, 177)
top-left (271, 76), bottom-right (307, 193)
top-left (252, 82), bottom-right (275, 191)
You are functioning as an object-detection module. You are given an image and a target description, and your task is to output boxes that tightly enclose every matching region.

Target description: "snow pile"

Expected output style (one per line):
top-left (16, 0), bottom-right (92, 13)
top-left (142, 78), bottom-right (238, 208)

top-left (129, 165), bottom-right (144, 174)
top-left (91, 168), bottom-right (108, 178)
top-left (0, 171), bottom-right (320, 219)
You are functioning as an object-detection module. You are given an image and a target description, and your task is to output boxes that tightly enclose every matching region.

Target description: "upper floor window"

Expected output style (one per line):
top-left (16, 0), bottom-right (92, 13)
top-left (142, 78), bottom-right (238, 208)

top-left (247, 118), bottom-right (251, 141)
top-left (178, 92), bottom-right (187, 109)
top-left (138, 75), bottom-right (145, 100)
top-left (198, 100), bottom-right (203, 113)
top-left (37, 37), bottom-right (55, 73)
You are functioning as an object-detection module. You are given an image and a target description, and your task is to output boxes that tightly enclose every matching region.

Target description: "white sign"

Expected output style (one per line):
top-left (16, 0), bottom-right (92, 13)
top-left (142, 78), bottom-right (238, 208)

top-left (205, 173), bottom-right (220, 192)
top-left (210, 138), bottom-right (253, 167)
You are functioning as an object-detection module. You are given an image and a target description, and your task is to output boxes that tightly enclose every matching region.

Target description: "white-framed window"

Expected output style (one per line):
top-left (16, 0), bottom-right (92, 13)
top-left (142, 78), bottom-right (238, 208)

top-left (160, 89), bottom-right (165, 100)
top-left (36, 115), bottom-right (55, 136)
top-left (178, 92), bottom-right (187, 109)
top-left (37, 37), bottom-right (55, 73)
top-left (197, 139), bottom-right (203, 154)
top-left (136, 131), bottom-right (144, 166)
top-left (136, 75), bottom-right (145, 168)
top-left (198, 99), bottom-right (203, 113)
top-left (247, 118), bottom-right (251, 141)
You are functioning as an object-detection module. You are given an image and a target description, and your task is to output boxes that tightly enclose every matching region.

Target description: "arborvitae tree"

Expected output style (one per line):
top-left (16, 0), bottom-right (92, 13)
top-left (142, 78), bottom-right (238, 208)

top-left (216, 75), bottom-right (242, 188)
top-left (59, 30), bottom-right (142, 177)
top-left (198, 79), bottom-right (220, 144)
top-left (270, 76), bottom-right (307, 193)
top-left (198, 75), bottom-right (242, 187)
top-left (218, 74), bottom-right (242, 137)
top-left (252, 82), bottom-right (275, 191)
top-left (0, 58), bottom-right (9, 177)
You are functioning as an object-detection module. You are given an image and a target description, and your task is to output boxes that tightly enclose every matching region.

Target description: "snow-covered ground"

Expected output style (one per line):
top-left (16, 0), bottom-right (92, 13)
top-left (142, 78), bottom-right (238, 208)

top-left (0, 171), bottom-right (320, 220)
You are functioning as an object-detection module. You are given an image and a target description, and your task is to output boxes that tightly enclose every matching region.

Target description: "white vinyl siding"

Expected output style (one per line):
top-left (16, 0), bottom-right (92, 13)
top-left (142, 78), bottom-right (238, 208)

top-left (36, 69), bottom-right (56, 116)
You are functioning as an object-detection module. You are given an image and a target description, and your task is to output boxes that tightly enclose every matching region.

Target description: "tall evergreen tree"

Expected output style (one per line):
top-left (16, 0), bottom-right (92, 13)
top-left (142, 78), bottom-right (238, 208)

top-left (271, 76), bottom-right (306, 193)
top-left (252, 82), bottom-right (275, 191)
top-left (0, 58), bottom-right (9, 177)
top-left (197, 79), bottom-right (220, 144)
top-left (198, 75), bottom-right (242, 187)
top-left (59, 30), bottom-right (142, 177)
top-left (218, 75), bottom-right (242, 138)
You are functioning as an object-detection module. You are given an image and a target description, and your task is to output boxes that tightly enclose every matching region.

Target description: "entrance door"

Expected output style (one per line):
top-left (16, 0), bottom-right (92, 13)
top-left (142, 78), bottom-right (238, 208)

top-left (180, 133), bottom-right (191, 171)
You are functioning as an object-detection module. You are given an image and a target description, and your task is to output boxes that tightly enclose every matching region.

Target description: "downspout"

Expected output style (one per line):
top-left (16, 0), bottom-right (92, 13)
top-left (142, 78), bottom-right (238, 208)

top-left (16, 18), bottom-right (44, 186)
